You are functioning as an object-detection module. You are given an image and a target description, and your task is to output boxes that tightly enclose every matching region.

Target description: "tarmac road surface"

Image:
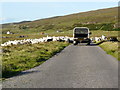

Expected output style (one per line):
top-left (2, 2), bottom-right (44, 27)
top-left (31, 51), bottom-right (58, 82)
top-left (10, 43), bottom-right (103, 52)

top-left (2, 44), bottom-right (118, 88)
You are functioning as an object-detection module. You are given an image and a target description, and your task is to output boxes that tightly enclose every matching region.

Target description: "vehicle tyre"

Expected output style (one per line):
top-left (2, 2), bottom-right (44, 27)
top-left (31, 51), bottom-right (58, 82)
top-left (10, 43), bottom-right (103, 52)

top-left (73, 41), bottom-right (77, 45)
top-left (87, 42), bottom-right (90, 45)
top-left (87, 39), bottom-right (91, 45)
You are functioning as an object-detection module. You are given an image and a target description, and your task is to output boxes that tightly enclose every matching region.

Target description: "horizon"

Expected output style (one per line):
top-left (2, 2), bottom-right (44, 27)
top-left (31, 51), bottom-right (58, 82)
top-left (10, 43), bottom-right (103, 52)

top-left (0, 2), bottom-right (118, 24)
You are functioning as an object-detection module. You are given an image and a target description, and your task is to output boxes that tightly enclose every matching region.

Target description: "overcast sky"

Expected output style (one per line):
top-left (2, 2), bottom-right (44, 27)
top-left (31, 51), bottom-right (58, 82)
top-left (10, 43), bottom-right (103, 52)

top-left (0, 1), bottom-right (118, 24)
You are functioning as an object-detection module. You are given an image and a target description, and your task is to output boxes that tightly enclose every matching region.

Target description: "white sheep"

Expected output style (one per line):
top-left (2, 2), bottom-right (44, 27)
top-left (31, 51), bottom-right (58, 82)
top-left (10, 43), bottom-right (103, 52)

top-left (101, 35), bottom-right (107, 40)
top-left (94, 37), bottom-right (102, 42)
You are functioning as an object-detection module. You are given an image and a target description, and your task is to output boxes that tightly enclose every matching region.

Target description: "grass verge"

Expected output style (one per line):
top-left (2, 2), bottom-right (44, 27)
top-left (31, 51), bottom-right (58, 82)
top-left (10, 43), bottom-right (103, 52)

top-left (99, 42), bottom-right (119, 61)
top-left (2, 41), bottom-right (69, 78)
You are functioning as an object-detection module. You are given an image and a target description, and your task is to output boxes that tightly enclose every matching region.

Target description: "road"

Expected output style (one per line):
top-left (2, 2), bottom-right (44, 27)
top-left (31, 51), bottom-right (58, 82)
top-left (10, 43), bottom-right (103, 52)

top-left (2, 45), bottom-right (118, 88)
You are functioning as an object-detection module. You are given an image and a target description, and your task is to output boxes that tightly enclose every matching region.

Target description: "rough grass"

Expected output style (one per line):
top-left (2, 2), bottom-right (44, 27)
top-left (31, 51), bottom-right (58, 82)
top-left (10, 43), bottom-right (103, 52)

top-left (2, 7), bottom-right (118, 33)
top-left (2, 41), bottom-right (69, 78)
top-left (91, 30), bottom-right (118, 37)
top-left (99, 42), bottom-right (119, 61)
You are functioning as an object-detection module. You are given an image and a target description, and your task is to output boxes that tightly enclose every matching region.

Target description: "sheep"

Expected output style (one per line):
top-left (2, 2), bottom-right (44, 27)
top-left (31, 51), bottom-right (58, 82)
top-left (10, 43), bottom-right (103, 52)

top-left (94, 37), bottom-right (102, 42)
top-left (46, 36), bottom-right (53, 42)
top-left (52, 36), bottom-right (58, 41)
top-left (101, 35), bottom-right (107, 40)
top-left (68, 37), bottom-right (74, 43)
top-left (1, 43), bottom-right (7, 46)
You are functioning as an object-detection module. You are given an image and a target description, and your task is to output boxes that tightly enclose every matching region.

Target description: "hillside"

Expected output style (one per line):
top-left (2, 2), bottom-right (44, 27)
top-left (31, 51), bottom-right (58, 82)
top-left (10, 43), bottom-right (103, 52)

top-left (2, 7), bottom-right (119, 34)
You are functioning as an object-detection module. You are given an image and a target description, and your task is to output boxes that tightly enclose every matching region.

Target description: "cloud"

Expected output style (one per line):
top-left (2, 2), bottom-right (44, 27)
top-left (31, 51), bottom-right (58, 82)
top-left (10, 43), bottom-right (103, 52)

top-left (0, 17), bottom-right (7, 21)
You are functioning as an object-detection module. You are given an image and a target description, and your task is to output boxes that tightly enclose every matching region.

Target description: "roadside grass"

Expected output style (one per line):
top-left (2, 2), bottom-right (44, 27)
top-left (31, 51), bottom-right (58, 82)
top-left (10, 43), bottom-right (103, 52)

top-left (99, 42), bottom-right (119, 61)
top-left (2, 41), bottom-right (69, 78)
top-left (1, 30), bottom-right (119, 78)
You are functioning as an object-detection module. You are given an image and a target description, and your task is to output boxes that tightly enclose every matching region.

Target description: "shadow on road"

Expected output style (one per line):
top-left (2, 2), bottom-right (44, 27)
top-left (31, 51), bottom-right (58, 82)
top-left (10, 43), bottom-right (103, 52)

top-left (72, 41), bottom-right (105, 46)
top-left (89, 43), bottom-right (97, 46)
top-left (3, 70), bottom-right (41, 79)
top-left (18, 70), bottom-right (41, 76)
top-left (72, 43), bottom-right (97, 46)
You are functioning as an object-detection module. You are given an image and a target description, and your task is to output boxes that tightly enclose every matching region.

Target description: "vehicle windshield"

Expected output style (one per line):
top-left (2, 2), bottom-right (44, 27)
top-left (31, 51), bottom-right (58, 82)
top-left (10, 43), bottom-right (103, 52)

top-left (75, 28), bottom-right (88, 34)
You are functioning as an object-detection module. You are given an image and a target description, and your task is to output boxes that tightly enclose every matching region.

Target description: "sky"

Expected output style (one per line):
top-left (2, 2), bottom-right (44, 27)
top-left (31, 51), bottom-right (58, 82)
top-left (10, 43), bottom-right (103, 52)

top-left (0, 1), bottom-right (118, 24)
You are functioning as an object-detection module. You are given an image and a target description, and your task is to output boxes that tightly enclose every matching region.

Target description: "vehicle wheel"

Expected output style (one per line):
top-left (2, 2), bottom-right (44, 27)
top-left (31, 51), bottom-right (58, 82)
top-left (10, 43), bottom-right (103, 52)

top-left (87, 42), bottom-right (90, 45)
top-left (73, 41), bottom-right (77, 45)
top-left (87, 39), bottom-right (91, 45)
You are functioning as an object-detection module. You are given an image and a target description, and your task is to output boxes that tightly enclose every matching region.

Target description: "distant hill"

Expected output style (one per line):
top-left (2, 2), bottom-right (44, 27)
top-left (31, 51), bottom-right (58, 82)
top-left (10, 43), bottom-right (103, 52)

top-left (2, 7), bottom-right (119, 34)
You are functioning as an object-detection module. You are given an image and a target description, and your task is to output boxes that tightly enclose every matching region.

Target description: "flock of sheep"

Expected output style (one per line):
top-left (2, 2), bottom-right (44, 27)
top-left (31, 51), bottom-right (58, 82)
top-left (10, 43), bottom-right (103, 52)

top-left (91, 35), bottom-right (107, 42)
top-left (1, 36), bottom-right (73, 47)
top-left (1, 35), bottom-right (107, 47)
